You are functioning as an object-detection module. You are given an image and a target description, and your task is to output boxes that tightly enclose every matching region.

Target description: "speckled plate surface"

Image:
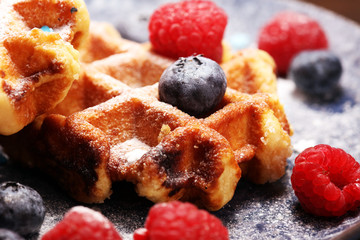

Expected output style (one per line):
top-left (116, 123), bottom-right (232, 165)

top-left (1, 0), bottom-right (360, 239)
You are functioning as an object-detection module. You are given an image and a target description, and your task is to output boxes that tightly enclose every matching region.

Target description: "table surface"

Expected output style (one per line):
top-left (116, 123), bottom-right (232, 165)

top-left (1, 0), bottom-right (360, 239)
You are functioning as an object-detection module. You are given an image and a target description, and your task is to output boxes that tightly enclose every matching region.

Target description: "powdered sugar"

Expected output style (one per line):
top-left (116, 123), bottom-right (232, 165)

top-left (115, 138), bottom-right (151, 164)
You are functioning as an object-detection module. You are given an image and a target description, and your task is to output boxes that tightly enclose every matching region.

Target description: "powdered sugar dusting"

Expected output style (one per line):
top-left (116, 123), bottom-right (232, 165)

top-left (125, 148), bottom-right (149, 164)
top-left (114, 138), bottom-right (151, 164)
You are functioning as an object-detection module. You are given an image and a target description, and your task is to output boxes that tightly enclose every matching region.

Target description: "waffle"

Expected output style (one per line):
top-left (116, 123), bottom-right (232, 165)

top-left (80, 22), bottom-right (278, 94)
top-left (0, 0), bottom-right (89, 135)
top-left (0, 21), bottom-right (293, 211)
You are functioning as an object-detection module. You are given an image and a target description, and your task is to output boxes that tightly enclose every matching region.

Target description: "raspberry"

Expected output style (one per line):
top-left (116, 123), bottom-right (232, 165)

top-left (258, 11), bottom-right (328, 75)
top-left (133, 201), bottom-right (229, 240)
top-left (291, 144), bottom-right (360, 217)
top-left (41, 206), bottom-right (122, 240)
top-left (148, 1), bottom-right (227, 63)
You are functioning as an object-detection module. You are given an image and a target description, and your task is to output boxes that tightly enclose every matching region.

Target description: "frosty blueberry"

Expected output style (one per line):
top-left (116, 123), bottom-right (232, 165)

top-left (0, 229), bottom-right (24, 240)
top-left (159, 55), bottom-right (227, 117)
top-left (0, 182), bottom-right (45, 236)
top-left (289, 50), bottom-right (342, 98)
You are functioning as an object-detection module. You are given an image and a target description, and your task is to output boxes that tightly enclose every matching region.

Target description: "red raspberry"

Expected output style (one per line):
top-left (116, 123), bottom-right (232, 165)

top-left (258, 11), bottom-right (328, 75)
top-left (291, 144), bottom-right (360, 217)
top-left (41, 206), bottom-right (122, 240)
top-left (133, 201), bottom-right (229, 240)
top-left (148, 0), bottom-right (227, 63)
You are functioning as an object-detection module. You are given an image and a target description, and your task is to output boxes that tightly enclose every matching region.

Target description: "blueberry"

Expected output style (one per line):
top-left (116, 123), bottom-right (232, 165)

top-left (0, 146), bottom-right (8, 165)
top-left (0, 182), bottom-right (45, 236)
top-left (159, 55), bottom-right (227, 117)
top-left (289, 50), bottom-right (342, 99)
top-left (0, 153), bottom-right (7, 165)
top-left (0, 229), bottom-right (24, 240)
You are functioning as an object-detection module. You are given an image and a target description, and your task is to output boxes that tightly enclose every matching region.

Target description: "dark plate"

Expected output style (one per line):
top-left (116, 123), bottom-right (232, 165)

top-left (1, 0), bottom-right (360, 239)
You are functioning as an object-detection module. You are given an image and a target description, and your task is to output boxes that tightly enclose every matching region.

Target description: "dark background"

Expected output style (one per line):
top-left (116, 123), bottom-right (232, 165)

top-left (300, 0), bottom-right (360, 24)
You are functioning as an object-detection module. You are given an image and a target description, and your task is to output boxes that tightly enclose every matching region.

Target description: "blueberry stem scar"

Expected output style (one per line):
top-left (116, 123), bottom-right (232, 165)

top-left (71, 7), bottom-right (78, 14)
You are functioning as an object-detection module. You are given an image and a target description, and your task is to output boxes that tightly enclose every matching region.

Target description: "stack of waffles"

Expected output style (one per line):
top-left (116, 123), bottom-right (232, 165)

top-left (0, 1), bottom-right (292, 211)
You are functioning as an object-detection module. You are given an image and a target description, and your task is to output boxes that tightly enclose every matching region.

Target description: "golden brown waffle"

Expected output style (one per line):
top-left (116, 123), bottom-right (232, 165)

top-left (0, 21), bottom-right (292, 211)
top-left (81, 22), bottom-right (278, 94)
top-left (0, 0), bottom-right (89, 135)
